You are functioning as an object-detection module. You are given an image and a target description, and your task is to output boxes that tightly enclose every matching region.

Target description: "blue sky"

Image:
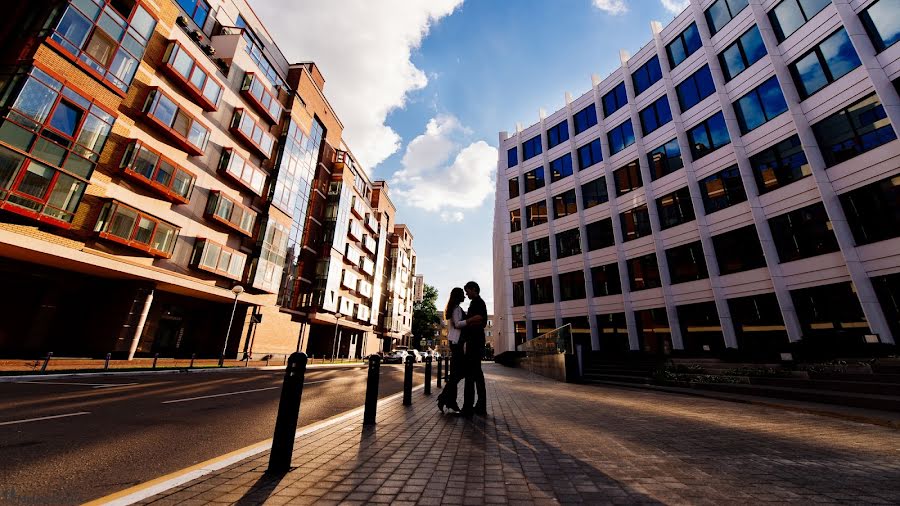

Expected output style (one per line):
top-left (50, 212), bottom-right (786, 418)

top-left (255, 0), bottom-right (691, 310)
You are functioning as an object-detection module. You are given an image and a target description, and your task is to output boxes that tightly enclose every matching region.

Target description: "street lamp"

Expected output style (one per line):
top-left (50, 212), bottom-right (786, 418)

top-left (332, 313), bottom-right (343, 361)
top-left (219, 285), bottom-right (244, 367)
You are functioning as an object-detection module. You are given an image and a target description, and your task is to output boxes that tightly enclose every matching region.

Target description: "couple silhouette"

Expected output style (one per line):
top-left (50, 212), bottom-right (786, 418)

top-left (437, 281), bottom-right (487, 417)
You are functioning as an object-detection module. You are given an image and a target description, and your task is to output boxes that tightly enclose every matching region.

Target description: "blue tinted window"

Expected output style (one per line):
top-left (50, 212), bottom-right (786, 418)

top-left (812, 94), bottom-right (897, 167)
top-left (648, 139), bottom-right (683, 180)
top-left (602, 82), bottom-right (628, 117)
top-left (632, 56), bottom-right (663, 96)
top-left (607, 120), bottom-right (635, 155)
top-left (706, 0), bottom-right (749, 35)
top-left (719, 25), bottom-right (767, 82)
top-left (522, 135), bottom-right (542, 160)
top-left (676, 65), bottom-right (716, 112)
top-left (688, 111), bottom-right (731, 160)
top-left (789, 29), bottom-right (861, 99)
top-left (577, 138), bottom-right (603, 169)
top-left (699, 165), bottom-right (747, 213)
top-left (547, 120), bottom-right (569, 149)
top-left (524, 167), bottom-right (545, 193)
top-left (507, 147), bottom-right (517, 167)
top-left (177, 0), bottom-right (211, 27)
top-left (639, 95), bottom-right (673, 135)
top-left (769, 0), bottom-right (830, 42)
top-left (666, 23), bottom-right (703, 70)
top-left (549, 153), bottom-right (574, 183)
top-left (861, 0), bottom-right (900, 52)
top-left (573, 105), bottom-right (598, 134)
top-left (750, 134), bottom-right (811, 194)
top-left (734, 76), bottom-right (788, 134)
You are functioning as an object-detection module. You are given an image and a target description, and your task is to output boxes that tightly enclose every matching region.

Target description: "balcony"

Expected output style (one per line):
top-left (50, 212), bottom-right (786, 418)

top-left (190, 238), bottom-right (247, 281)
top-left (94, 200), bottom-right (179, 258)
top-left (356, 304), bottom-right (371, 321)
top-left (205, 190), bottom-right (256, 237)
top-left (350, 195), bottom-right (364, 218)
top-left (230, 109), bottom-right (276, 159)
top-left (362, 258), bottom-right (375, 276)
top-left (341, 270), bottom-right (358, 290)
top-left (120, 141), bottom-right (195, 204)
top-left (364, 213), bottom-right (378, 232)
top-left (241, 73), bottom-right (283, 124)
top-left (142, 88), bottom-right (210, 156)
top-left (362, 235), bottom-right (376, 253)
top-left (345, 244), bottom-right (362, 265)
top-left (161, 41), bottom-right (223, 111)
top-left (348, 219), bottom-right (362, 240)
top-left (218, 149), bottom-right (267, 196)
top-left (358, 280), bottom-right (373, 298)
top-left (337, 297), bottom-right (354, 316)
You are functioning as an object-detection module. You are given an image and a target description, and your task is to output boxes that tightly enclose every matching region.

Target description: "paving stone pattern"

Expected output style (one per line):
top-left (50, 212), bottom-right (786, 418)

top-left (138, 364), bottom-right (900, 505)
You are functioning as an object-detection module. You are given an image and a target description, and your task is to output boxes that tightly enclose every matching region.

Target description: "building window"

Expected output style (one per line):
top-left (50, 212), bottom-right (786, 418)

top-left (573, 105), bottom-right (598, 134)
top-left (676, 65), bottom-right (716, 113)
top-left (749, 134), bottom-right (810, 194)
top-left (577, 138), bottom-right (603, 170)
top-left (526, 201), bottom-right (548, 227)
top-left (205, 190), bottom-right (256, 237)
top-left (614, 160), bottom-right (642, 196)
top-left (507, 146), bottom-right (518, 168)
top-left (602, 82), bottom-right (628, 117)
top-left (656, 187), bottom-right (695, 230)
top-left (648, 139), bottom-right (683, 180)
top-left (591, 263), bottom-right (622, 296)
top-left (734, 76), bottom-right (788, 134)
top-left (528, 236), bottom-right (551, 264)
top-left (861, 0), bottom-right (900, 52)
top-left (512, 281), bottom-right (525, 307)
top-left (218, 149), bottom-right (266, 196)
top-left (162, 41), bottom-right (223, 111)
top-left (511, 244), bottom-right (523, 268)
top-left (231, 109), bottom-right (276, 159)
top-left (530, 276), bottom-right (554, 304)
top-left (553, 189), bottom-right (578, 219)
top-left (586, 218), bottom-right (615, 250)
top-left (768, 0), bottom-right (831, 42)
top-left (143, 88), bottom-right (210, 155)
top-left (120, 140), bottom-right (195, 204)
top-left (176, 0), bottom-right (211, 27)
top-left (719, 25), bottom-right (767, 82)
top-left (840, 175), bottom-right (900, 246)
top-left (769, 203), bottom-right (839, 263)
top-left (687, 111), bottom-right (731, 160)
top-left (94, 200), bottom-right (179, 257)
top-left (510, 209), bottom-right (521, 232)
top-left (608, 120), bottom-right (635, 156)
top-left (632, 56), bottom-right (663, 97)
top-left (678, 302), bottom-right (725, 353)
top-left (789, 28), bottom-right (861, 100)
top-left (508, 177), bottom-right (519, 199)
top-left (241, 73), bottom-right (283, 123)
top-left (728, 293), bottom-right (788, 357)
top-left (547, 120), bottom-right (569, 149)
top-left (549, 153), bottom-right (574, 183)
top-left (191, 238), bottom-right (247, 281)
top-left (597, 312), bottom-right (629, 352)
top-left (556, 228), bottom-right (582, 259)
top-left (559, 270), bottom-right (586, 301)
top-left (50, 0), bottom-right (156, 92)
top-left (582, 176), bottom-right (608, 209)
top-left (621, 205), bottom-right (652, 242)
top-left (524, 167), bottom-right (545, 193)
top-left (872, 273), bottom-right (900, 340)
top-left (699, 165), bottom-right (746, 213)
top-left (639, 95), bottom-right (673, 136)
top-left (628, 253), bottom-right (662, 291)
top-left (666, 22), bottom-right (702, 70)
top-left (522, 135), bottom-right (542, 161)
top-left (812, 94), bottom-right (897, 168)
top-left (705, 0), bottom-right (750, 36)
top-left (791, 282), bottom-right (870, 339)
top-left (666, 241), bottom-right (708, 284)
top-left (713, 225), bottom-right (767, 274)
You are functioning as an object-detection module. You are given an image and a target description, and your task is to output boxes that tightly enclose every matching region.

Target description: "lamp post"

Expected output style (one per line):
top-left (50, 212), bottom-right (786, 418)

top-left (219, 285), bottom-right (244, 367)
top-left (332, 313), bottom-right (343, 361)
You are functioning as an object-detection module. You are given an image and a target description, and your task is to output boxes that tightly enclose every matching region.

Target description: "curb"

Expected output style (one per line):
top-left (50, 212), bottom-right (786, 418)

top-left (0, 362), bottom-right (368, 382)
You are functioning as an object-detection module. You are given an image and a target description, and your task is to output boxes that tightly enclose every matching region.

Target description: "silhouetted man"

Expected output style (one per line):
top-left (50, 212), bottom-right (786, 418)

top-left (461, 281), bottom-right (487, 416)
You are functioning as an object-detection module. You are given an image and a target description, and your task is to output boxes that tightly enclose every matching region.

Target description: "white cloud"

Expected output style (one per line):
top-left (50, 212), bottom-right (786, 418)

top-left (440, 211), bottom-right (464, 223)
top-left (252, 0), bottom-right (463, 171)
top-left (592, 0), bottom-right (628, 15)
top-left (659, 0), bottom-right (690, 14)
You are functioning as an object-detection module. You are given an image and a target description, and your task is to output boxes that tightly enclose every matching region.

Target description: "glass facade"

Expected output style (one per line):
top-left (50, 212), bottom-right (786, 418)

top-left (789, 28), bottom-right (861, 100)
top-left (812, 94), bottom-right (896, 168)
top-left (719, 25), bottom-right (766, 82)
top-left (769, 0), bottom-right (831, 42)
top-left (749, 135), bottom-right (810, 195)
top-left (666, 23), bottom-right (702, 70)
top-left (602, 82), bottom-right (628, 117)
top-left (677, 65), bottom-right (716, 113)
top-left (639, 95), bottom-right (673, 136)
top-left (632, 56), bottom-right (662, 97)
top-left (648, 139), bottom-right (683, 180)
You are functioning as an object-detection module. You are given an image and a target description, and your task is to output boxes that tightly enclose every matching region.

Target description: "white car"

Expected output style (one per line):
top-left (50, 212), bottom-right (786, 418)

top-left (407, 350), bottom-right (423, 362)
top-left (384, 350), bottom-right (408, 364)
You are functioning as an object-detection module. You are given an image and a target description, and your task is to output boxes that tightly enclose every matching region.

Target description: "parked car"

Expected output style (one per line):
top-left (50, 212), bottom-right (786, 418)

top-left (383, 350), bottom-right (408, 364)
top-left (407, 349), bottom-right (423, 362)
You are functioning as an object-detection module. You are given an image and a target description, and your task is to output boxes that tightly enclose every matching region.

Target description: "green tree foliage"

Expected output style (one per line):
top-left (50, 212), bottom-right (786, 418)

top-left (411, 284), bottom-right (441, 349)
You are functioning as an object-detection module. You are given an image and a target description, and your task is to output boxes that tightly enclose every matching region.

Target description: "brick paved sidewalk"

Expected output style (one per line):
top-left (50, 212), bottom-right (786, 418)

top-left (135, 364), bottom-right (900, 505)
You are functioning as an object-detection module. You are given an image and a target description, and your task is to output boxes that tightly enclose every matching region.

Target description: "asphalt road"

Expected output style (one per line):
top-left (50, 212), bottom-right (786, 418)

top-left (0, 364), bottom-right (427, 505)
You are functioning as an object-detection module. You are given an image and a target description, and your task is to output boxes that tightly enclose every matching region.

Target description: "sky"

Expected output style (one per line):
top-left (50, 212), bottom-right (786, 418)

top-left (253, 0), bottom-right (692, 311)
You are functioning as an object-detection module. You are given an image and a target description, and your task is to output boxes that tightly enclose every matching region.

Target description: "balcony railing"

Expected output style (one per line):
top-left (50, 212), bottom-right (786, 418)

top-left (161, 40), bottom-right (223, 111)
top-left (94, 200), bottom-right (179, 258)
top-left (143, 88), bottom-right (210, 156)
top-left (191, 238), bottom-right (247, 281)
top-left (230, 109), bottom-right (275, 159)
top-left (362, 235), bottom-right (376, 253)
top-left (205, 190), bottom-right (256, 237)
top-left (120, 140), bottom-right (195, 204)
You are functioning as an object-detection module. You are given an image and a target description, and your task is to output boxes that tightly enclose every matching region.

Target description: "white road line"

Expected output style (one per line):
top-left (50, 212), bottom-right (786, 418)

top-left (0, 411), bottom-right (91, 426)
top-left (15, 381), bottom-right (139, 388)
top-left (160, 378), bottom-right (343, 404)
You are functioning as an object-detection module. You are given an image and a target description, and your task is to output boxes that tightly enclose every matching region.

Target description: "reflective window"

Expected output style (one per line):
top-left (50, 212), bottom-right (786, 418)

top-left (861, 0), bottom-right (900, 52)
top-left (547, 120), bottom-right (569, 149)
top-left (120, 140), bottom-right (195, 202)
top-left (577, 138), bottom-right (603, 169)
top-left (713, 225), bottom-right (767, 274)
top-left (628, 253), bottom-right (662, 291)
top-left (614, 160), bottom-right (642, 196)
top-left (812, 94), bottom-right (896, 168)
top-left (219, 149), bottom-right (267, 196)
top-left (607, 119), bottom-right (635, 155)
top-left (529, 276), bottom-right (554, 304)
top-left (556, 228), bottom-right (582, 259)
top-left (734, 76), bottom-right (788, 134)
top-left (621, 205), bottom-right (652, 242)
top-left (699, 165), bottom-right (746, 213)
top-left (144, 88), bottom-right (209, 154)
top-left (687, 111), bottom-right (730, 160)
top-left (591, 263), bottom-right (622, 296)
top-left (507, 146), bottom-right (518, 167)
top-left (656, 187), bottom-right (695, 229)
top-left (768, 0), bottom-right (830, 42)
top-left (526, 200), bottom-right (548, 227)
top-left (522, 134), bottom-right (542, 161)
top-left (559, 271), bottom-right (586, 301)
top-left (768, 203), bottom-right (839, 262)
top-left (705, 0), bottom-right (750, 36)
top-left (666, 23), bottom-right (702, 69)
top-left (839, 174), bottom-right (900, 246)
top-left (791, 282), bottom-right (870, 339)
top-left (639, 95), bottom-right (673, 135)
top-left (231, 109), bottom-right (276, 159)
top-left (719, 25), bottom-right (767, 82)
top-left (524, 167), bottom-right (545, 193)
top-left (511, 244), bottom-right (523, 268)
top-left (241, 73), bottom-right (282, 122)
top-left (582, 176), bottom-right (608, 209)
top-left (94, 200), bottom-right (179, 257)
top-left (205, 191), bottom-right (256, 236)
top-left (573, 104), bottom-right (599, 134)
top-left (789, 28), bottom-right (861, 99)
top-left (508, 177), bottom-right (519, 199)
top-left (749, 135), bottom-right (810, 194)
top-left (676, 65), bottom-right (716, 112)
top-left (163, 41), bottom-right (223, 110)
top-left (648, 139), bottom-right (683, 180)
top-left (549, 153), bottom-right (573, 183)
top-left (191, 238), bottom-right (247, 281)
top-left (512, 281), bottom-right (525, 306)
top-left (552, 189), bottom-right (578, 219)
top-left (510, 209), bottom-right (521, 232)
top-left (602, 82), bottom-right (628, 117)
top-left (528, 237), bottom-right (551, 264)
top-left (176, 0), bottom-right (211, 27)
top-left (586, 218), bottom-right (615, 250)
top-left (632, 56), bottom-right (663, 97)
top-left (666, 241), bottom-right (709, 284)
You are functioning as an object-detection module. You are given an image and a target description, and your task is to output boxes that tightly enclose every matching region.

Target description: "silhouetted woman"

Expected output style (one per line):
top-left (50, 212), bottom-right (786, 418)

top-left (437, 287), bottom-right (468, 413)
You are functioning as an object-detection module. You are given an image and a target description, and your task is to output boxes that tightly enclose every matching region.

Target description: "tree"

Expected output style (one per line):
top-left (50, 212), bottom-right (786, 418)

top-left (411, 284), bottom-right (441, 350)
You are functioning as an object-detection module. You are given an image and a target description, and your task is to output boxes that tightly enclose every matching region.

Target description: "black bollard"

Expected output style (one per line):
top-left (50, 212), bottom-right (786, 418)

top-left (363, 355), bottom-right (381, 425)
top-left (424, 356), bottom-right (432, 395)
top-left (403, 355), bottom-right (413, 406)
top-left (190, 353), bottom-right (195, 368)
top-left (437, 356), bottom-right (443, 388)
top-left (104, 353), bottom-right (111, 370)
top-left (152, 353), bottom-right (159, 369)
top-left (41, 352), bottom-right (53, 373)
top-left (445, 353), bottom-right (451, 381)
top-left (268, 352), bottom-right (308, 474)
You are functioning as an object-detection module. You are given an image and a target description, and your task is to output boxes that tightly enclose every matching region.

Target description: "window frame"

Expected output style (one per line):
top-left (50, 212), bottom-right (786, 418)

top-left (656, 187), bottom-right (696, 230)
top-left (632, 56), bottom-right (663, 97)
top-left (573, 105), bottom-right (598, 135)
top-left (524, 167), bottom-right (545, 193)
top-left (788, 28), bottom-right (862, 100)
top-left (205, 190), bottom-right (256, 237)
top-left (666, 241), bottom-right (709, 284)
top-left (161, 40), bottom-right (223, 111)
top-left (687, 111), bottom-right (731, 160)
top-left (577, 138), bottom-right (603, 170)
top-left (614, 160), bottom-right (643, 196)
top-left (749, 134), bottom-right (810, 195)
top-left (526, 200), bottom-right (548, 228)
top-left (219, 148), bottom-right (267, 196)
top-left (591, 263), bottom-right (622, 296)
top-left (768, 0), bottom-right (831, 43)
top-left (142, 87), bottom-right (210, 156)
top-left (627, 253), bottom-right (662, 291)
top-left (607, 119), bottom-right (635, 155)
top-left (552, 189), bottom-right (578, 219)
top-left (191, 237), bottom-right (247, 281)
top-left (582, 176), bottom-right (609, 209)
top-left (120, 140), bottom-right (196, 204)
top-left (705, 0), bottom-right (750, 36)
top-left (666, 22), bottom-right (702, 70)
top-left (546, 120), bottom-right (569, 149)
top-left (860, 0), bottom-right (900, 53)
top-left (733, 76), bottom-right (788, 134)
top-left (549, 153), bottom-right (574, 183)
top-left (639, 95), bottom-right (673, 136)
top-left (241, 73), bottom-right (283, 124)
top-left (620, 204), bottom-right (652, 242)
top-left (522, 135), bottom-right (542, 161)
top-left (230, 108), bottom-right (276, 159)
top-left (94, 199), bottom-right (180, 257)
top-left (602, 82), bottom-right (628, 117)
top-left (811, 93), bottom-right (897, 168)
top-left (528, 236), bottom-right (551, 264)
top-left (648, 139), bottom-right (683, 180)
top-left (699, 165), bottom-right (747, 213)
top-left (555, 228), bottom-right (582, 259)
top-left (718, 25), bottom-right (767, 82)
top-left (586, 218), bottom-right (615, 250)
top-left (676, 65), bottom-right (716, 113)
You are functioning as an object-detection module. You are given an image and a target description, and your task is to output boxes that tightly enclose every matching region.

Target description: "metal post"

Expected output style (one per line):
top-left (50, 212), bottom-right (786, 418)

top-left (245, 355), bottom-right (250, 367)
top-left (104, 353), bottom-right (111, 370)
top-left (220, 287), bottom-right (243, 367)
top-left (190, 353), bottom-right (195, 368)
top-left (332, 316), bottom-right (341, 361)
top-left (267, 353), bottom-right (308, 474)
top-left (152, 353), bottom-right (159, 369)
top-left (436, 356), bottom-right (443, 388)
top-left (424, 356), bottom-right (432, 395)
top-left (403, 355), bottom-right (413, 405)
top-left (363, 355), bottom-right (381, 425)
top-left (41, 352), bottom-right (52, 373)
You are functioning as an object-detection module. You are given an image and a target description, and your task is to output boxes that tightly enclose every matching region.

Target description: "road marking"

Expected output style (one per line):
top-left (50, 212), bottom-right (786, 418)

top-left (160, 378), bottom-right (344, 404)
top-left (0, 411), bottom-right (90, 426)
top-left (16, 381), bottom-right (139, 388)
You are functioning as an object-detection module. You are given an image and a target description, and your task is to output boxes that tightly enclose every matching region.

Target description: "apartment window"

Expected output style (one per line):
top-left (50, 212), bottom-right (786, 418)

top-left (667, 241), bottom-right (709, 284)
top-left (530, 276), bottom-right (555, 305)
top-left (789, 29), bottom-right (861, 100)
top-left (640, 95), bottom-right (673, 136)
top-left (648, 139), bottom-right (683, 180)
top-left (791, 282), bottom-right (870, 338)
top-left (556, 228), bottom-right (582, 259)
top-left (602, 82), bottom-right (628, 117)
top-left (577, 138), bottom-right (603, 169)
top-left (176, 0), bottom-right (210, 27)
top-left (628, 253), bottom-right (662, 291)
top-left (705, 0), bottom-right (750, 36)
top-left (512, 281), bottom-right (525, 307)
top-left (676, 65), bottom-right (716, 112)
top-left (191, 238), bottom-right (247, 281)
top-left (582, 177), bottom-right (609, 209)
top-left (734, 76), bottom-right (788, 134)
top-left (656, 187), bottom-right (695, 229)
top-left (621, 205), bottom-right (652, 241)
top-left (553, 189), bottom-right (578, 219)
top-left (510, 209), bottom-right (521, 232)
top-left (614, 161), bottom-right (642, 196)
top-left (231, 109), bottom-right (276, 159)
top-left (526, 201), bottom-right (548, 227)
top-left (205, 191), bottom-right (256, 236)
top-left (507, 147), bottom-right (518, 168)
top-left (547, 120), bottom-right (569, 149)
top-left (591, 263), bottom-right (622, 296)
top-left (812, 94), bottom-right (897, 168)
top-left (120, 140), bottom-right (195, 204)
top-left (769, 203), bottom-right (839, 262)
top-left (666, 22), bottom-right (702, 70)
top-left (719, 26), bottom-right (767, 82)
top-left (162, 41), bottom-right (223, 110)
top-left (608, 120), bottom-right (635, 156)
top-left (699, 165), bottom-right (746, 213)
top-left (687, 112), bottom-right (731, 160)
top-left (573, 105), bottom-right (599, 134)
top-left (143, 88), bottom-right (210, 155)
top-left (559, 270), bottom-right (586, 301)
top-left (508, 177), bottom-right (519, 199)
top-left (768, 0), bottom-right (830, 42)
top-left (524, 167), bottom-right (545, 193)
top-left (511, 244), bottom-right (523, 268)
top-left (94, 200), bottom-right (179, 257)
top-left (50, 0), bottom-right (156, 92)
top-left (713, 225), bottom-right (767, 274)
top-left (840, 175), bottom-right (900, 246)
top-left (728, 293), bottom-right (788, 356)
top-left (522, 135), bottom-right (542, 161)
top-left (586, 218), bottom-right (615, 250)
top-left (219, 149), bottom-right (266, 196)
top-left (678, 302), bottom-right (725, 353)
top-left (528, 236), bottom-right (551, 264)
top-left (632, 56), bottom-right (663, 96)
top-left (241, 73), bottom-right (283, 123)
top-left (549, 153), bottom-right (574, 183)
top-left (749, 135), bottom-right (810, 194)
top-left (861, 0), bottom-right (900, 52)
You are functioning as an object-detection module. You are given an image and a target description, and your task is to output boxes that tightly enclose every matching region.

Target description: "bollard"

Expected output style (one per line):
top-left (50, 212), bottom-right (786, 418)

top-left (268, 352), bottom-right (308, 474)
top-left (403, 355), bottom-right (413, 406)
top-left (437, 356), bottom-right (443, 388)
top-left (283, 355), bottom-right (288, 366)
top-left (152, 353), bottom-right (159, 369)
top-left (41, 352), bottom-right (53, 373)
top-left (104, 353), bottom-right (111, 370)
top-left (244, 355), bottom-right (250, 367)
top-left (445, 353), bottom-right (451, 381)
top-left (190, 353), bottom-right (196, 368)
top-left (424, 356), bottom-right (432, 395)
top-left (363, 355), bottom-right (381, 425)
